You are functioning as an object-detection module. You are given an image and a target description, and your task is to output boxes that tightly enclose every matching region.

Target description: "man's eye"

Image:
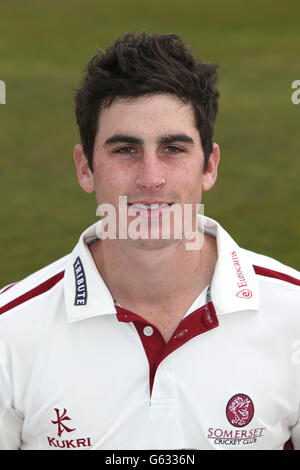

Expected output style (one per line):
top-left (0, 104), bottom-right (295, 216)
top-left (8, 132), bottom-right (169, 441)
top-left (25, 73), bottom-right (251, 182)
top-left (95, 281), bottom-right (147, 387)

top-left (165, 145), bottom-right (184, 153)
top-left (115, 146), bottom-right (136, 154)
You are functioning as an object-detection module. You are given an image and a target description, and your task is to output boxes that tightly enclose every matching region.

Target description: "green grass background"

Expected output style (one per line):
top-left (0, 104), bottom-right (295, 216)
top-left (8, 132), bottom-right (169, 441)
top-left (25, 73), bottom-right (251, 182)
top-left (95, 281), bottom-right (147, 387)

top-left (0, 0), bottom-right (299, 286)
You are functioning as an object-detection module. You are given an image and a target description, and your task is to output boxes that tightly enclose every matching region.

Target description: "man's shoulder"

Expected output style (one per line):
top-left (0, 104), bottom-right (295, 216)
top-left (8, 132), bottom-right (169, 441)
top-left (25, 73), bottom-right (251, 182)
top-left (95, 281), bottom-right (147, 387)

top-left (242, 247), bottom-right (300, 288)
top-left (0, 254), bottom-right (69, 322)
top-left (241, 248), bottom-right (299, 319)
top-left (238, 248), bottom-right (300, 330)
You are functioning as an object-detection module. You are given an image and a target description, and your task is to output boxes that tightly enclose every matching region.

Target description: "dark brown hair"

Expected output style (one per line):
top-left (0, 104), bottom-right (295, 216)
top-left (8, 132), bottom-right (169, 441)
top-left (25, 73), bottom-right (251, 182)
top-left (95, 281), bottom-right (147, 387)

top-left (75, 32), bottom-right (219, 171)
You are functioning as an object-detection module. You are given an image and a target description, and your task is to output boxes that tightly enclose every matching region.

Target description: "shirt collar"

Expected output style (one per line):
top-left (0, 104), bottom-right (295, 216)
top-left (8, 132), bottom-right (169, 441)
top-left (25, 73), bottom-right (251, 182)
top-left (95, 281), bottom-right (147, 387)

top-left (64, 216), bottom-right (259, 323)
top-left (64, 222), bottom-right (117, 323)
top-left (202, 217), bottom-right (259, 316)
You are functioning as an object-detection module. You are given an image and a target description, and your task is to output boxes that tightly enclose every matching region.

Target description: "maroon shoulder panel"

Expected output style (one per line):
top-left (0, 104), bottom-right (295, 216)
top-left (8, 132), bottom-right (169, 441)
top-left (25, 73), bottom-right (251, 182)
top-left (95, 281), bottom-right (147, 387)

top-left (253, 265), bottom-right (300, 287)
top-left (0, 271), bottom-right (65, 316)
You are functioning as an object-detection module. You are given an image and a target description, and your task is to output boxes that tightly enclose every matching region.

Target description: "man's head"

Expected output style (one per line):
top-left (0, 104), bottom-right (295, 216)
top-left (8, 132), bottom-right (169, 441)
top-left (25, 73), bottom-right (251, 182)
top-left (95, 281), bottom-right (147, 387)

top-left (73, 32), bottom-right (220, 249)
top-left (74, 32), bottom-right (219, 173)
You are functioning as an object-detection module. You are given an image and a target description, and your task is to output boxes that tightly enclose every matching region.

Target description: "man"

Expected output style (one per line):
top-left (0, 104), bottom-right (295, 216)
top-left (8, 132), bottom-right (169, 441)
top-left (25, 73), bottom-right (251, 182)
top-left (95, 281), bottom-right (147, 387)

top-left (0, 32), bottom-right (299, 450)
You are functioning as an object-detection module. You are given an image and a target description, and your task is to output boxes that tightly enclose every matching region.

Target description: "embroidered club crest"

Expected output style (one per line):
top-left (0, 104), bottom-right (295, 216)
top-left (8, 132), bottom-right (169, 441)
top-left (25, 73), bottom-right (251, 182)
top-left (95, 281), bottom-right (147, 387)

top-left (226, 394), bottom-right (254, 427)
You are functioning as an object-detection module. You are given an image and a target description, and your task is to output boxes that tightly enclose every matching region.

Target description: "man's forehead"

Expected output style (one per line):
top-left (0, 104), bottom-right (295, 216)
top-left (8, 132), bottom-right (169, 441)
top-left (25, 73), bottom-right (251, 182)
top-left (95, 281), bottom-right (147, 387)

top-left (96, 93), bottom-right (198, 140)
top-left (105, 93), bottom-right (192, 109)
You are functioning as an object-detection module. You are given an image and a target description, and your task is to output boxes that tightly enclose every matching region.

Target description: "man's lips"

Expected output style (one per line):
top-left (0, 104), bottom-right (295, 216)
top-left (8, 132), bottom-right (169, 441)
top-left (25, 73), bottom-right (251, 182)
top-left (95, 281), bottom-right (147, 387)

top-left (128, 201), bottom-right (174, 206)
top-left (127, 201), bottom-right (175, 217)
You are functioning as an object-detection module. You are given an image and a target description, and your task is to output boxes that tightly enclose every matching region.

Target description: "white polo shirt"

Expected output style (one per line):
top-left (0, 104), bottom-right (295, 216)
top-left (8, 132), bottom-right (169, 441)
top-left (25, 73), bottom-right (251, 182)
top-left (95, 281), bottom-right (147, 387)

top-left (0, 216), bottom-right (299, 450)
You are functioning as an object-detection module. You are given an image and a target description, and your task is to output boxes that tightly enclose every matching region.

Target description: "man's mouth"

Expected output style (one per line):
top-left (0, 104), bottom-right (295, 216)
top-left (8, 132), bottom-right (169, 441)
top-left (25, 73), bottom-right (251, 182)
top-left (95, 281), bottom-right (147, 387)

top-left (129, 202), bottom-right (172, 210)
top-left (127, 201), bottom-right (175, 218)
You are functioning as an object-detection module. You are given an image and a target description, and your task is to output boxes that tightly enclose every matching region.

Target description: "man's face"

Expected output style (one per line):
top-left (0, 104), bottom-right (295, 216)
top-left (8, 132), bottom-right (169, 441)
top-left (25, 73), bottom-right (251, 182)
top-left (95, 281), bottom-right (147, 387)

top-left (74, 93), bottom-right (219, 249)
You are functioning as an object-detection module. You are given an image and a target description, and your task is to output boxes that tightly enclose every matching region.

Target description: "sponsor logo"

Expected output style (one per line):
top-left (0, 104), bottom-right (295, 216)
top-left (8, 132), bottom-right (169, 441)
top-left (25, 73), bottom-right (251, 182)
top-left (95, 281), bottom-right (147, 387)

top-left (231, 251), bottom-right (253, 298)
top-left (47, 436), bottom-right (92, 449)
top-left (51, 408), bottom-right (76, 437)
top-left (226, 394), bottom-right (254, 427)
top-left (73, 257), bottom-right (87, 305)
top-left (236, 289), bottom-right (252, 299)
top-left (48, 408), bottom-right (92, 449)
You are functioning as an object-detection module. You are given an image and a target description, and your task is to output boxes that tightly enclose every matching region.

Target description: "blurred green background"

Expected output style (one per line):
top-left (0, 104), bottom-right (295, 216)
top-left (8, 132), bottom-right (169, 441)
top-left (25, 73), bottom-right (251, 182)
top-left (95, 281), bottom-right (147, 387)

top-left (0, 0), bottom-right (299, 286)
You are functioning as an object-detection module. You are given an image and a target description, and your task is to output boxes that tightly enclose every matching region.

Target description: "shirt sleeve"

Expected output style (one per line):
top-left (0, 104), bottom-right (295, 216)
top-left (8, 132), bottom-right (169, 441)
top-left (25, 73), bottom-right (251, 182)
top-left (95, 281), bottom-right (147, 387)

top-left (0, 341), bottom-right (23, 449)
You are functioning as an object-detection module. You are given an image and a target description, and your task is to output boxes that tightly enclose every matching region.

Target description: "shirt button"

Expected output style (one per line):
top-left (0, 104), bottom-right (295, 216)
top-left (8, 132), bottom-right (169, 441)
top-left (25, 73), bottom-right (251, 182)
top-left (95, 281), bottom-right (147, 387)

top-left (143, 325), bottom-right (154, 336)
top-left (173, 329), bottom-right (188, 339)
top-left (206, 311), bottom-right (213, 323)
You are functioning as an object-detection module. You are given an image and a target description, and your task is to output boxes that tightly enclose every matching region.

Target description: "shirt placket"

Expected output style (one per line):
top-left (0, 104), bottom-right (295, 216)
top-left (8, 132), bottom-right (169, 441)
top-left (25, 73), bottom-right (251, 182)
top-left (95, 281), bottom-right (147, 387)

top-left (116, 302), bottom-right (219, 406)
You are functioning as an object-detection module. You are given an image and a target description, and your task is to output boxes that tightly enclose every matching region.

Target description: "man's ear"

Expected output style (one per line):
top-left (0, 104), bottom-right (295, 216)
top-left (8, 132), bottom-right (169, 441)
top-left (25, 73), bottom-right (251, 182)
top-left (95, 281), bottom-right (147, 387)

top-left (202, 143), bottom-right (220, 192)
top-left (73, 144), bottom-right (95, 193)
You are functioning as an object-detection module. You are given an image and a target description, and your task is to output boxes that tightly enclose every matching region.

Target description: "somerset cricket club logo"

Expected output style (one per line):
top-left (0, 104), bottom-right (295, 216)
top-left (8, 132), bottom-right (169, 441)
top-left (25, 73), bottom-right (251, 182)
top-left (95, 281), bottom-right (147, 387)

top-left (51, 408), bottom-right (76, 437)
top-left (226, 394), bottom-right (254, 427)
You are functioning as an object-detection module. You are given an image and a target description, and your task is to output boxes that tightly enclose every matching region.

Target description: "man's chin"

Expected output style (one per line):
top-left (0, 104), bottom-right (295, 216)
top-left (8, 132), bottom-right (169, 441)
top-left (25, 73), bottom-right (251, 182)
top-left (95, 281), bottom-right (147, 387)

top-left (123, 235), bottom-right (183, 251)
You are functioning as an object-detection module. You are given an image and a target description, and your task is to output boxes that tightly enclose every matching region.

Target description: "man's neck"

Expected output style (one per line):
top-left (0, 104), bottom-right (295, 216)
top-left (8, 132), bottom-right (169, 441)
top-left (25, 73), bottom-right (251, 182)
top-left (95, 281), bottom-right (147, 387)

top-left (89, 235), bottom-right (217, 316)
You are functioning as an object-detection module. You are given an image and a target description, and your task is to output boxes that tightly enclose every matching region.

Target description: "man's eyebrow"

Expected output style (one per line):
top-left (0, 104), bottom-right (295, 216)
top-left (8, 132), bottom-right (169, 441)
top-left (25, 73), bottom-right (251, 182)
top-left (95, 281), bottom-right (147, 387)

top-left (103, 133), bottom-right (195, 147)
top-left (104, 134), bottom-right (143, 146)
top-left (158, 134), bottom-right (194, 145)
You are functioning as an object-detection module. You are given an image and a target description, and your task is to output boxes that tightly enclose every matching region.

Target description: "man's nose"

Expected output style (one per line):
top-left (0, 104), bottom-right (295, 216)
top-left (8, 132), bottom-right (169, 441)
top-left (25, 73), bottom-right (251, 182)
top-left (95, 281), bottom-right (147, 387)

top-left (135, 152), bottom-right (167, 190)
